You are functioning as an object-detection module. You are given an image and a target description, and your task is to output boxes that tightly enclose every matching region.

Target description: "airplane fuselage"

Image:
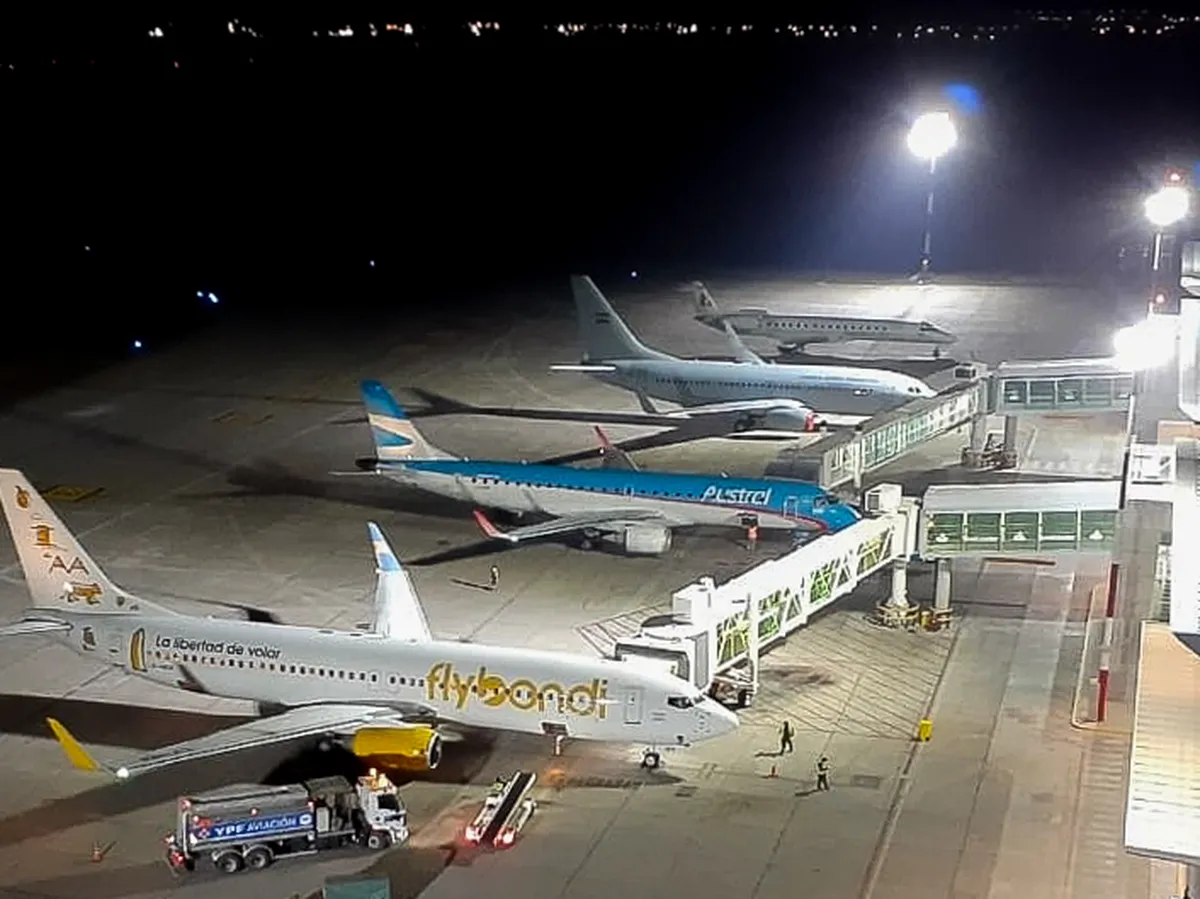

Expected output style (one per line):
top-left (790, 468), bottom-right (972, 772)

top-left (378, 458), bottom-right (861, 533)
top-left (591, 358), bottom-right (935, 417)
top-left (697, 311), bottom-right (956, 347)
top-left (38, 609), bottom-right (730, 747)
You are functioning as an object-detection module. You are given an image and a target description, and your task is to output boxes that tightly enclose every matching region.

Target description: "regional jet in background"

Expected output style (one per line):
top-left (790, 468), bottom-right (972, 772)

top-left (691, 281), bottom-right (957, 352)
top-left (550, 275), bottom-right (938, 419)
top-left (351, 380), bottom-right (861, 556)
top-left (0, 469), bottom-right (737, 774)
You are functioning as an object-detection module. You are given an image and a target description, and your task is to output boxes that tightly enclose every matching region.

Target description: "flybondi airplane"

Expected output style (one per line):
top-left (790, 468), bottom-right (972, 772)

top-left (0, 469), bottom-right (738, 775)
top-left (691, 281), bottom-right (957, 351)
top-left (354, 380), bottom-right (862, 555)
top-left (550, 275), bottom-right (939, 420)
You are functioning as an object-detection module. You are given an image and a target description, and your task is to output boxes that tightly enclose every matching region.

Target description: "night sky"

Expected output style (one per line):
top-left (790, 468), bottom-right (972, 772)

top-left (5, 8), bottom-right (1200, 369)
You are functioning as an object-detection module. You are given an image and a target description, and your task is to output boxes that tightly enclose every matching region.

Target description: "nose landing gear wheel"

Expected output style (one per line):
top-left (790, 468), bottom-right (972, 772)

top-left (641, 750), bottom-right (661, 769)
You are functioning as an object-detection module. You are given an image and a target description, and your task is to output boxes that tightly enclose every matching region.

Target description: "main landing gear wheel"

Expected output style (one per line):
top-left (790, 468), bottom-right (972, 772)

top-left (641, 750), bottom-right (661, 769)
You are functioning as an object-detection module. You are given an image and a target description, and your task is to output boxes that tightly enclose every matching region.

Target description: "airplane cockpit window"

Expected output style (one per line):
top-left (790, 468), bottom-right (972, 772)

top-left (919, 321), bottom-right (937, 331)
top-left (812, 496), bottom-right (827, 511)
top-left (667, 696), bottom-right (695, 709)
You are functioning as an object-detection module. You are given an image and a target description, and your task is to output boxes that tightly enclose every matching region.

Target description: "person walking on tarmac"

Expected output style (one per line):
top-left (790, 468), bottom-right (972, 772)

top-left (779, 720), bottom-right (794, 754)
top-left (816, 755), bottom-right (831, 791)
top-left (747, 523), bottom-right (759, 552)
top-left (489, 565), bottom-right (500, 590)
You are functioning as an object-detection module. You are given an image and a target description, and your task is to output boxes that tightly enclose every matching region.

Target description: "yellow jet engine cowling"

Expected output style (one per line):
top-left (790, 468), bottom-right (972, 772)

top-left (351, 726), bottom-right (442, 771)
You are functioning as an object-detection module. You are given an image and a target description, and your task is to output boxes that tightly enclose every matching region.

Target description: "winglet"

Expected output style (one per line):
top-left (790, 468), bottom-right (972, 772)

top-left (473, 509), bottom-right (516, 542)
top-left (46, 717), bottom-right (106, 773)
top-left (634, 391), bottom-right (660, 415)
top-left (594, 426), bottom-right (639, 471)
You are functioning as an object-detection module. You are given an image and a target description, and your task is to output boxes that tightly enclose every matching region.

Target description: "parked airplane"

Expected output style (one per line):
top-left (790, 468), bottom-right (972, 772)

top-left (551, 275), bottom-right (938, 419)
top-left (354, 380), bottom-right (861, 555)
top-left (0, 469), bottom-right (738, 775)
top-left (691, 281), bottom-right (957, 351)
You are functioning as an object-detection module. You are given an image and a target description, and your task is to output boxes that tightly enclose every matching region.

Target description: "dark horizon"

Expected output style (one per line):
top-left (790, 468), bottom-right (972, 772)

top-left (6, 9), bottom-right (1198, 373)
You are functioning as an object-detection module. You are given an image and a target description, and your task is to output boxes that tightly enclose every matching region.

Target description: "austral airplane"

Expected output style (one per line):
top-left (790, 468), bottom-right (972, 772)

top-left (0, 469), bottom-right (738, 774)
top-left (353, 380), bottom-right (861, 556)
top-left (551, 275), bottom-right (939, 420)
top-left (691, 281), bottom-right (957, 352)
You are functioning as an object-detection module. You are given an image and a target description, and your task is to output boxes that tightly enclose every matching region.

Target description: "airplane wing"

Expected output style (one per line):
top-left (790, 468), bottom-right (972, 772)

top-left (0, 618), bottom-right (72, 638)
top-left (473, 508), bottom-right (668, 544)
top-left (47, 702), bottom-right (433, 780)
top-left (722, 321), bottom-right (768, 365)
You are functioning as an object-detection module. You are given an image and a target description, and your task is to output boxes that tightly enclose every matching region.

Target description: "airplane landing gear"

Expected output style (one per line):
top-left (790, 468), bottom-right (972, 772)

top-left (640, 748), bottom-right (661, 769)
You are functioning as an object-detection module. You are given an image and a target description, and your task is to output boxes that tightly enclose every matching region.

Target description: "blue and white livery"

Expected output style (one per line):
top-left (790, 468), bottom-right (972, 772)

top-left (359, 380), bottom-right (860, 555)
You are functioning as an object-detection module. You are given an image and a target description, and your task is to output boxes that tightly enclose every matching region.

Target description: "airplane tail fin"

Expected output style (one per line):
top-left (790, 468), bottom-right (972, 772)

top-left (367, 522), bottom-right (431, 641)
top-left (359, 380), bottom-right (458, 462)
top-left (0, 469), bottom-right (171, 615)
top-left (692, 281), bottom-right (719, 314)
top-left (722, 321), bottom-right (768, 366)
top-left (570, 275), bottom-right (671, 362)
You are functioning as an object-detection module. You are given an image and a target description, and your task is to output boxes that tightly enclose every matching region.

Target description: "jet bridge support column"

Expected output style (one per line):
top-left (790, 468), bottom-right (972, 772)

top-left (875, 560), bottom-right (915, 628)
top-left (934, 559), bottom-right (951, 610)
top-left (746, 591), bottom-right (761, 701)
top-left (1002, 415), bottom-right (1019, 467)
top-left (962, 415), bottom-right (989, 468)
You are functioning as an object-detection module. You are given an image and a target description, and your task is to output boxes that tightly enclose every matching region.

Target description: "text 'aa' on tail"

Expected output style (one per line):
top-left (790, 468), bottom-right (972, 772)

top-left (358, 380), bottom-right (454, 461)
top-left (0, 468), bottom-right (160, 614)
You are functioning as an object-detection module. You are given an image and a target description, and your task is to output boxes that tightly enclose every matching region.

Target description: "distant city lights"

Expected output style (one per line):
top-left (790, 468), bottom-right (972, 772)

top-left (197, 290), bottom-right (220, 304)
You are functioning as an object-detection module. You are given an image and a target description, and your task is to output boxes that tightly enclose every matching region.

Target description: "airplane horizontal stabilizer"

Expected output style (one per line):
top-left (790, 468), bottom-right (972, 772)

top-left (46, 703), bottom-right (432, 780)
top-left (0, 618), bottom-right (72, 638)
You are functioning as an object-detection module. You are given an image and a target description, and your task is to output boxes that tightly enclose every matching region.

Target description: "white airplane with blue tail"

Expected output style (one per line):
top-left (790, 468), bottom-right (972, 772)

top-left (355, 380), bottom-right (861, 555)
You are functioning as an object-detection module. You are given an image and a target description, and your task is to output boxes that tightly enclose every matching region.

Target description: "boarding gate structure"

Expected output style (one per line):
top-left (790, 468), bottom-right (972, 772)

top-left (614, 476), bottom-right (1124, 700)
top-left (786, 358), bottom-right (1134, 492)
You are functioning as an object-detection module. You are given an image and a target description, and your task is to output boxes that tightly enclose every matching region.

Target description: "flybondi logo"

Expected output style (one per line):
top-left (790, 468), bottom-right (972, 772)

top-left (426, 663), bottom-right (609, 719)
top-left (701, 485), bottom-right (772, 507)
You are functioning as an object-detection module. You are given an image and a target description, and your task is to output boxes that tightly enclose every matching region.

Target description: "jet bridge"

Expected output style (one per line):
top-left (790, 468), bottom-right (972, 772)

top-left (612, 485), bottom-right (919, 702)
top-left (918, 481), bottom-right (1121, 559)
top-left (786, 356), bottom-right (1135, 492)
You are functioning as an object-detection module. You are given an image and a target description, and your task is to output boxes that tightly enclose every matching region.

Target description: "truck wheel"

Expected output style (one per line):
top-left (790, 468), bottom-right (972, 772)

top-left (215, 852), bottom-right (243, 874)
top-left (244, 847), bottom-right (272, 871)
top-left (366, 831), bottom-right (391, 851)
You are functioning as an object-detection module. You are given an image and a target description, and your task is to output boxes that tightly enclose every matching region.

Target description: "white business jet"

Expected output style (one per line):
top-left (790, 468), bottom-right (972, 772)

top-left (0, 469), bottom-right (737, 775)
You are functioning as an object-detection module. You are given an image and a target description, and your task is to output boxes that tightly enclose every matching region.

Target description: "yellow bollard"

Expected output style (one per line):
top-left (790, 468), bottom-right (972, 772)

top-left (917, 718), bottom-right (933, 742)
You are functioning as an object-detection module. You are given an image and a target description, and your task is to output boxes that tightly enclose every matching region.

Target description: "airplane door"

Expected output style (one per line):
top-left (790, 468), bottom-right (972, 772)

top-left (784, 495), bottom-right (799, 520)
top-left (623, 687), bottom-right (644, 725)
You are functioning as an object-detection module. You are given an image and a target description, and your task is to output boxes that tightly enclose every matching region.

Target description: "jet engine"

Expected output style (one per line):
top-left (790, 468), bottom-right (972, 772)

top-left (350, 726), bottom-right (442, 772)
top-left (762, 407), bottom-right (820, 433)
top-left (612, 523), bottom-right (672, 555)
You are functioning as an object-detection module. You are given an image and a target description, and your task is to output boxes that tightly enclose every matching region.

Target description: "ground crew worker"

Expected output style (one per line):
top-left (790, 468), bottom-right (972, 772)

top-left (779, 720), bottom-right (794, 754)
top-left (489, 565), bottom-right (500, 589)
top-left (816, 755), bottom-right (831, 791)
top-left (747, 523), bottom-right (759, 551)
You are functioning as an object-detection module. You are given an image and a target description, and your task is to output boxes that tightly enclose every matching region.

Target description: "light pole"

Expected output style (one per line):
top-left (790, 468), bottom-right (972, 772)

top-left (1145, 175), bottom-right (1189, 307)
top-left (907, 111), bottom-right (958, 283)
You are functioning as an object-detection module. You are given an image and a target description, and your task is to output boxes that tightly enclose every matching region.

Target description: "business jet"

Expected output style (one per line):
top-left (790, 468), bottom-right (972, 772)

top-left (352, 380), bottom-right (861, 556)
top-left (691, 281), bottom-right (957, 351)
top-left (551, 276), bottom-right (938, 419)
top-left (0, 469), bottom-right (738, 775)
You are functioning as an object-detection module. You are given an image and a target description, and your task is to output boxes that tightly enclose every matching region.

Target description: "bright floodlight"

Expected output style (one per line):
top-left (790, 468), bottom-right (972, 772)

top-left (1113, 317), bottom-right (1175, 371)
top-left (907, 112), bottom-right (957, 161)
top-left (1145, 185), bottom-right (1190, 228)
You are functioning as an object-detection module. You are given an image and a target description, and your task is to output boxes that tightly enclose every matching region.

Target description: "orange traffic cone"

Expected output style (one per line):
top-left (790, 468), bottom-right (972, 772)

top-left (91, 842), bottom-right (104, 862)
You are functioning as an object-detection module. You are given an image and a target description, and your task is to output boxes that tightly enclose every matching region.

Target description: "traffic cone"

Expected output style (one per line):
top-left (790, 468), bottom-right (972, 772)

top-left (91, 842), bottom-right (104, 862)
